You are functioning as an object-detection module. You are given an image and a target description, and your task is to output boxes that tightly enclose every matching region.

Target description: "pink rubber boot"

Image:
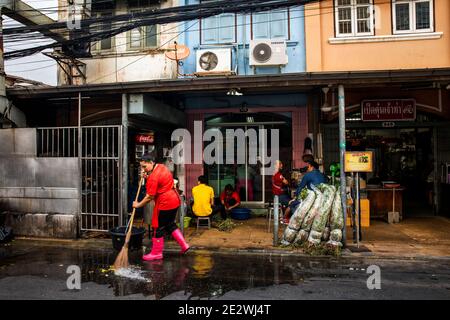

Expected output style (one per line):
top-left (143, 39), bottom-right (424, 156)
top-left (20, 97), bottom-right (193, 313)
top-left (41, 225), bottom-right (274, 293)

top-left (142, 237), bottom-right (164, 261)
top-left (171, 229), bottom-right (190, 254)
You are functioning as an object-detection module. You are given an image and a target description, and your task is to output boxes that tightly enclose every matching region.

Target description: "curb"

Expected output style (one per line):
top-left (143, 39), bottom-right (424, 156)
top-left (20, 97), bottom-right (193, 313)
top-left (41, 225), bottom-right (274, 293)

top-left (7, 237), bottom-right (450, 262)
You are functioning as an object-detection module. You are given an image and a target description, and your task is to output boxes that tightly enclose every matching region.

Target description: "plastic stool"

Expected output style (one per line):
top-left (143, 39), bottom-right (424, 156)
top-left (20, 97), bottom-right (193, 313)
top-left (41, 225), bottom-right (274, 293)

top-left (196, 217), bottom-right (211, 230)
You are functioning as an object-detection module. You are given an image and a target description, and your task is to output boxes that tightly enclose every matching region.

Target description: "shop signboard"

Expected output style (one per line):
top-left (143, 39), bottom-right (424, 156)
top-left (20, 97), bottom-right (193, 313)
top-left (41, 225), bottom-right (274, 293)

top-left (135, 132), bottom-right (154, 144)
top-left (361, 99), bottom-right (416, 121)
top-left (344, 151), bottom-right (373, 173)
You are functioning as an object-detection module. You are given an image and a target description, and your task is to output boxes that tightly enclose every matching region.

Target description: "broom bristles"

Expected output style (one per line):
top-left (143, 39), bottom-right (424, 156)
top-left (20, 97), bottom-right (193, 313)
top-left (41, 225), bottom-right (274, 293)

top-left (112, 176), bottom-right (144, 271)
top-left (113, 245), bottom-right (129, 270)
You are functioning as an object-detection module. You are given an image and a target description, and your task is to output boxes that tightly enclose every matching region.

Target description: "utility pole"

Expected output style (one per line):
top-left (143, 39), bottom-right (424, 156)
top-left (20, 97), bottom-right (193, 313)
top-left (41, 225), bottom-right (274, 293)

top-left (338, 84), bottom-right (347, 246)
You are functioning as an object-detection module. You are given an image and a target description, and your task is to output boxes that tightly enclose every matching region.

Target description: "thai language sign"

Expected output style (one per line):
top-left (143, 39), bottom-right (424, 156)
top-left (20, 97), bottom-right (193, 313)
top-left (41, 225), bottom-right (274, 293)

top-left (344, 151), bottom-right (373, 173)
top-left (361, 99), bottom-right (416, 121)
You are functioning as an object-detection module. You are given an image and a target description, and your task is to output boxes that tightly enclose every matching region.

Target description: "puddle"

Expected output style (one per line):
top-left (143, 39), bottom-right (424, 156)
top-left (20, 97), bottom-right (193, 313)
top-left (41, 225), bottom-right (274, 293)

top-left (2, 243), bottom-right (447, 299)
top-left (114, 267), bottom-right (150, 282)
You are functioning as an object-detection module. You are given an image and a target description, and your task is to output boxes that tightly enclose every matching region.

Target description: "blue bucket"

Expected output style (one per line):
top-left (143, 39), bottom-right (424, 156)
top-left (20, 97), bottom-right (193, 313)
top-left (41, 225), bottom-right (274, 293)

top-left (231, 208), bottom-right (251, 220)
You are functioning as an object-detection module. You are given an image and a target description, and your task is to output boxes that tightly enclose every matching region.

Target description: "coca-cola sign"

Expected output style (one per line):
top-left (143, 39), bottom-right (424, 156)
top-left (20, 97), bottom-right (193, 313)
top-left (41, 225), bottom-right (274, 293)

top-left (361, 99), bottom-right (416, 121)
top-left (135, 133), bottom-right (154, 144)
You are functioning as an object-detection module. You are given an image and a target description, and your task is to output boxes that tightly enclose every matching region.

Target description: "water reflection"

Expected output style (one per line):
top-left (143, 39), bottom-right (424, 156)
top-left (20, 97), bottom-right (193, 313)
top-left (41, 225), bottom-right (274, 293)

top-left (0, 244), bottom-right (369, 299)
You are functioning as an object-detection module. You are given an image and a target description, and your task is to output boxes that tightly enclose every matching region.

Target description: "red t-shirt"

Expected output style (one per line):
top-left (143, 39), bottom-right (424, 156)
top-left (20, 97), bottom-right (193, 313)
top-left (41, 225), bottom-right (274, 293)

top-left (146, 164), bottom-right (180, 210)
top-left (272, 171), bottom-right (285, 196)
top-left (220, 191), bottom-right (241, 209)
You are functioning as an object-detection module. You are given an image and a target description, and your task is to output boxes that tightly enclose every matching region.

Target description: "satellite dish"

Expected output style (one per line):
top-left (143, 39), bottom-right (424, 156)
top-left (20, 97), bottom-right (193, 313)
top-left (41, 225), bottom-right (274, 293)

top-left (165, 44), bottom-right (190, 60)
top-left (198, 51), bottom-right (218, 71)
top-left (252, 42), bottom-right (272, 63)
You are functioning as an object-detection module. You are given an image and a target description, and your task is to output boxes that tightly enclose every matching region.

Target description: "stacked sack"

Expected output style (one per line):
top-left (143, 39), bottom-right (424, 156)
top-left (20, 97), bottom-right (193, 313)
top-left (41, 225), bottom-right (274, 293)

top-left (281, 183), bottom-right (344, 249)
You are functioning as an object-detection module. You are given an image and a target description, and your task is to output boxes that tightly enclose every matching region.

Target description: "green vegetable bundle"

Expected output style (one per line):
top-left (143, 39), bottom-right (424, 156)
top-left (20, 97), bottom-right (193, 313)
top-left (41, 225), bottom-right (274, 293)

top-left (287, 188), bottom-right (316, 231)
top-left (308, 184), bottom-right (336, 245)
top-left (327, 187), bottom-right (344, 247)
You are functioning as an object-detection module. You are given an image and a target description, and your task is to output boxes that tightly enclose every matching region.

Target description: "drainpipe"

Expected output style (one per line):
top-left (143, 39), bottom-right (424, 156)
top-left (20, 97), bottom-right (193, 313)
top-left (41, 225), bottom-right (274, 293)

top-left (0, 13), bottom-right (8, 118)
top-left (122, 93), bottom-right (129, 226)
top-left (338, 84), bottom-right (347, 246)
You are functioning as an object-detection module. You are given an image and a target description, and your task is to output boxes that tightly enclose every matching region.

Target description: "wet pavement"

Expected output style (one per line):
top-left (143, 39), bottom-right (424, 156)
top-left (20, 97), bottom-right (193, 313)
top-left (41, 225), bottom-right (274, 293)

top-left (0, 241), bottom-right (450, 300)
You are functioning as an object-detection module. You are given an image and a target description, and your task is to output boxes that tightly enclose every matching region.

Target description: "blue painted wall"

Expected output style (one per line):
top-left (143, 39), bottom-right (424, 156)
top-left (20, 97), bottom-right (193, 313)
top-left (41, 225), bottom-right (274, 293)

top-left (179, 0), bottom-right (307, 76)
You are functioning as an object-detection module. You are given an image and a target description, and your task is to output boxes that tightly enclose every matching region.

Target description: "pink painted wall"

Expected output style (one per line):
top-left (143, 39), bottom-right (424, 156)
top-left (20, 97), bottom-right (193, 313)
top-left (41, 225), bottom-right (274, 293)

top-left (292, 107), bottom-right (309, 168)
top-left (185, 113), bottom-right (204, 200)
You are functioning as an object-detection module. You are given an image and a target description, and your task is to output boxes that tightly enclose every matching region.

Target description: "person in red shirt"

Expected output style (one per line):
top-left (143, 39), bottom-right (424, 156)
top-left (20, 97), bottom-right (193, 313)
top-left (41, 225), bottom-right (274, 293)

top-left (219, 184), bottom-right (241, 219)
top-left (272, 160), bottom-right (290, 205)
top-left (133, 153), bottom-right (190, 261)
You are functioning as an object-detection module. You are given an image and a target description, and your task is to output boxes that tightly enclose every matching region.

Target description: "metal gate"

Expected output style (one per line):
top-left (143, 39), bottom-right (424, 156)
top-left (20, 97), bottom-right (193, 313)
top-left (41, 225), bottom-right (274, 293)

top-left (81, 126), bottom-right (122, 232)
top-left (37, 126), bottom-right (123, 232)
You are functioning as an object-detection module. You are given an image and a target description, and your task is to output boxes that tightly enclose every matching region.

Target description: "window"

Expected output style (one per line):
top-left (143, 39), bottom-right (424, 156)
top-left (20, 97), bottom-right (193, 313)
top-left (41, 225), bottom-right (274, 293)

top-left (393, 0), bottom-right (433, 34)
top-left (128, 11), bottom-right (158, 49)
top-left (91, 12), bottom-right (114, 52)
top-left (335, 0), bottom-right (374, 37)
top-left (201, 14), bottom-right (236, 44)
top-left (252, 9), bottom-right (289, 40)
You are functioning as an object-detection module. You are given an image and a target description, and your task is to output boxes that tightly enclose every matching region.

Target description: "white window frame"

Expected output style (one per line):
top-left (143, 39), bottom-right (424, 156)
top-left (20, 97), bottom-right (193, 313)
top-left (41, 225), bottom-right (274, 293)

top-left (127, 9), bottom-right (159, 50)
top-left (334, 0), bottom-right (375, 38)
top-left (91, 12), bottom-right (115, 53)
top-left (392, 0), bottom-right (434, 34)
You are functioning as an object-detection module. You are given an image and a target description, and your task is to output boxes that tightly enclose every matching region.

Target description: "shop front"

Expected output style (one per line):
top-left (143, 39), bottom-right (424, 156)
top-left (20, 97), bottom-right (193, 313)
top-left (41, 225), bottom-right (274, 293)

top-left (203, 112), bottom-right (293, 206)
top-left (321, 90), bottom-right (450, 232)
top-left (183, 100), bottom-right (310, 208)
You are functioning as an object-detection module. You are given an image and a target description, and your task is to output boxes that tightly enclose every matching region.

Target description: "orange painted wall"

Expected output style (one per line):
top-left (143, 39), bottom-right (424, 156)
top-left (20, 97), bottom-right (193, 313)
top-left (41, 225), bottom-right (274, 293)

top-left (305, 0), bottom-right (450, 72)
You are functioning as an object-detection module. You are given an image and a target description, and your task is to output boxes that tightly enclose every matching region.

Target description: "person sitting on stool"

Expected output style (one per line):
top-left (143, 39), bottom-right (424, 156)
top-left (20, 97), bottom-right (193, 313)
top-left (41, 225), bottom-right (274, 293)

top-left (191, 175), bottom-right (215, 219)
top-left (284, 158), bottom-right (327, 222)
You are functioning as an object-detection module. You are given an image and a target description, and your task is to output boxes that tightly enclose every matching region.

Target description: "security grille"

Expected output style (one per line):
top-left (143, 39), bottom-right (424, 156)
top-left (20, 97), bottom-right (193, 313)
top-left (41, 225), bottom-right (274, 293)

top-left (37, 126), bottom-right (123, 232)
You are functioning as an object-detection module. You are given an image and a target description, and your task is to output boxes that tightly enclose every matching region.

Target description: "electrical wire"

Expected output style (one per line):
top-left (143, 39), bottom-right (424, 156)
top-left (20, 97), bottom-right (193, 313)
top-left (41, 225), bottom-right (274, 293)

top-left (6, 62), bottom-right (56, 73)
top-left (87, 20), bottom-right (199, 84)
top-left (3, 0), bottom-right (320, 59)
top-left (4, 0), bottom-right (316, 34)
top-left (4, 6), bottom-right (309, 48)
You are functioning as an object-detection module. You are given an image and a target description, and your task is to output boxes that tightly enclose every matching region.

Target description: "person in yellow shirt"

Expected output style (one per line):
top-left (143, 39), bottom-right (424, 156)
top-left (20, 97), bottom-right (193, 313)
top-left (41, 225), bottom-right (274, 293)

top-left (191, 175), bottom-right (215, 217)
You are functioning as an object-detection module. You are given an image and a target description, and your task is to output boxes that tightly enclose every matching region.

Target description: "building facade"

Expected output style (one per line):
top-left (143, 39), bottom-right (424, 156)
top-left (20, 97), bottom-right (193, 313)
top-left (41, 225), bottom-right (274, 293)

top-left (2, 0), bottom-right (450, 239)
top-left (178, 0), bottom-right (310, 203)
top-left (304, 0), bottom-right (450, 218)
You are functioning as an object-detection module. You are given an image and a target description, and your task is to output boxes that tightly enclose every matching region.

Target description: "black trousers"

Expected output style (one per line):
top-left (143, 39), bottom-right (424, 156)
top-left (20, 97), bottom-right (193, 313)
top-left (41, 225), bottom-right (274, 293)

top-left (154, 207), bottom-right (179, 238)
top-left (213, 198), bottom-right (238, 219)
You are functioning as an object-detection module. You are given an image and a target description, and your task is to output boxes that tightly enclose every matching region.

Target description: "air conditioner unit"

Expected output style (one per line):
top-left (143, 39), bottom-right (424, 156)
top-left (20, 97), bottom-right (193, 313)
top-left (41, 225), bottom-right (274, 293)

top-left (249, 39), bottom-right (288, 66)
top-left (196, 48), bottom-right (232, 74)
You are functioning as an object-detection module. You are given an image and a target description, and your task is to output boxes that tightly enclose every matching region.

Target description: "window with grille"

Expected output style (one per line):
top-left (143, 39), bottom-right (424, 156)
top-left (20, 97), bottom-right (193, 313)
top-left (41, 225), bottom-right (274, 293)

top-left (392, 0), bottom-right (433, 34)
top-left (335, 0), bottom-right (374, 37)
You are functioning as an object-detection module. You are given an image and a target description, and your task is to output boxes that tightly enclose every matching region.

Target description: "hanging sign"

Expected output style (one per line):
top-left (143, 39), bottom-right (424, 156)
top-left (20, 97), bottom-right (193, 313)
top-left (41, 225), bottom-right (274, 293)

top-left (361, 99), bottom-right (416, 121)
top-left (135, 132), bottom-right (154, 144)
top-left (344, 151), bottom-right (373, 173)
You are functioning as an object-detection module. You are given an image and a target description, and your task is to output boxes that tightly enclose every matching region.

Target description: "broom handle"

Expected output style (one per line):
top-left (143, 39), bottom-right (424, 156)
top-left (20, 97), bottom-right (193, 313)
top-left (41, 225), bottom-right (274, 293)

top-left (124, 176), bottom-right (144, 246)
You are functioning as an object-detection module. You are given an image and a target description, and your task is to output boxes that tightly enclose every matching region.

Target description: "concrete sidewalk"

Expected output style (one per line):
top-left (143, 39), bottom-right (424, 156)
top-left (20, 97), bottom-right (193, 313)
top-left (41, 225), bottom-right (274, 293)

top-left (6, 216), bottom-right (450, 260)
top-left (176, 215), bottom-right (450, 259)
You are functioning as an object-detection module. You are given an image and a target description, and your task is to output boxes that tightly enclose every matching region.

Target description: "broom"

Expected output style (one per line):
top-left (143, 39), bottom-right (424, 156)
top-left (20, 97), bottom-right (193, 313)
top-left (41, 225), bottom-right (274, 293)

top-left (113, 176), bottom-right (144, 271)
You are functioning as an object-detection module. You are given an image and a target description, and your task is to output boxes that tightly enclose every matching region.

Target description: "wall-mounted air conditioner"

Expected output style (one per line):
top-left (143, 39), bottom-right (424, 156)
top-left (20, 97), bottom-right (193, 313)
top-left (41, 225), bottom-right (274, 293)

top-left (249, 39), bottom-right (288, 66)
top-left (196, 48), bottom-right (232, 74)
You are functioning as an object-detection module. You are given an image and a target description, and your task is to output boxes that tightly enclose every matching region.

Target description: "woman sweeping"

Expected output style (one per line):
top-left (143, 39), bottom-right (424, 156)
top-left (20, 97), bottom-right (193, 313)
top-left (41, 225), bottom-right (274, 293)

top-left (133, 153), bottom-right (190, 261)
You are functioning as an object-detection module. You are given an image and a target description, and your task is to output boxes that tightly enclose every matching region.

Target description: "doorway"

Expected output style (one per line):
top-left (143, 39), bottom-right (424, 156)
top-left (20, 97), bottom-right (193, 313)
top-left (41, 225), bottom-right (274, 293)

top-left (205, 113), bottom-right (292, 205)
